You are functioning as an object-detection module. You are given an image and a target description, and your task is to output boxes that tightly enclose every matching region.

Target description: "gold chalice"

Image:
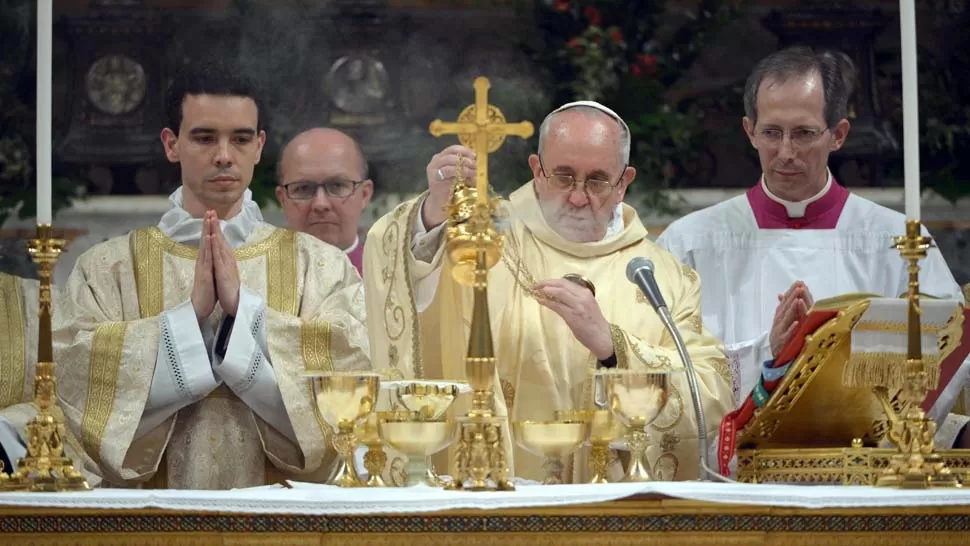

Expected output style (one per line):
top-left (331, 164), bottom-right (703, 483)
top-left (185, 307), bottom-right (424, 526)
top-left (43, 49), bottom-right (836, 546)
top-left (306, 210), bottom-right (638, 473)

top-left (355, 413), bottom-right (386, 487)
top-left (596, 369), bottom-right (674, 482)
top-left (305, 371), bottom-right (381, 488)
top-left (513, 419), bottom-right (590, 485)
top-left (384, 380), bottom-right (471, 485)
top-left (378, 411), bottom-right (458, 487)
top-left (584, 410), bottom-right (627, 484)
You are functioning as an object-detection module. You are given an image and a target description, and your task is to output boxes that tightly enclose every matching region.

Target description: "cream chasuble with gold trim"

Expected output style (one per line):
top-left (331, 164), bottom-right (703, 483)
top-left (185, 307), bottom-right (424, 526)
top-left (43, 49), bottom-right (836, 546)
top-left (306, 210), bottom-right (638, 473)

top-left (364, 182), bottom-right (733, 482)
top-left (54, 224), bottom-right (370, 488)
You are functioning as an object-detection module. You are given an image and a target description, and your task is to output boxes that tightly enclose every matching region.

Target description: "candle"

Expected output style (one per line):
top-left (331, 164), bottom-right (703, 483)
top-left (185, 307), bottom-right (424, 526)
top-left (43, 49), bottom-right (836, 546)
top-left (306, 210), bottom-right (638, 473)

top-left (900, 0), bottom-right (920, 221)
top-left (36, 0), bottom-right (53, 225)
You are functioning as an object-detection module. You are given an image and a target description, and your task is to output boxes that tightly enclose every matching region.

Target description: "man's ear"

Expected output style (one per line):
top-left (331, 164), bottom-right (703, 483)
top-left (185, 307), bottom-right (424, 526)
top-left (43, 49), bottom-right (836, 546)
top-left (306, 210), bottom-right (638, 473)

top-left (275, 185), bottom-right (286, 207)
top-left (616, 166), bottom-right (636, 201)
top-left (830, 119), bottom-right (851, 151)
top-left (361, 179), bottom-right (375, 206)
top-left (254, 130), bottom-right (267, 164)
top-left (742, 117), bottom-right (758, 149)
top-left (160, 128), bottom-right (179, 163)
top-left (527, 154), bottom-right (541, 181)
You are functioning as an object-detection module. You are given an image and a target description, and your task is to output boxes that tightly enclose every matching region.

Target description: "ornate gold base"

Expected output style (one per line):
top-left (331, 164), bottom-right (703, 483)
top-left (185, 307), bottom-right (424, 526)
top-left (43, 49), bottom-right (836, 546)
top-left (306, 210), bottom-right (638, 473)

top-left (875, 408), bottom-right (962, 489)
top-left (362, 443), bottom-right (387, 487)
top-left (331, 422), bottom-right (365, 488)
top-left (736, 444), bottom-right (970, 485)
top-left (588, 443), bottom-right (610, 484)
top-left (447, 416), bottom-right (514, 491)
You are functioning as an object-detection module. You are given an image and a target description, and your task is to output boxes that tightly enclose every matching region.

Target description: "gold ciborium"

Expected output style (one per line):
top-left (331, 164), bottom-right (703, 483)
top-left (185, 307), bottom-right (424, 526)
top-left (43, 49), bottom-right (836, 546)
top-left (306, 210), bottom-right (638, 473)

top-left (378, 411), bottom-right (457, 487)
top-left (383, 380), bottom-right (471, 485)
top-left (596, 369), bottom-right (675, 482)
top-left (513, 419), bottom-right (590, 485)
top-left (389, 380), bottom-right (469, 420)
top-left (305, 371), bottom-right (380, 488)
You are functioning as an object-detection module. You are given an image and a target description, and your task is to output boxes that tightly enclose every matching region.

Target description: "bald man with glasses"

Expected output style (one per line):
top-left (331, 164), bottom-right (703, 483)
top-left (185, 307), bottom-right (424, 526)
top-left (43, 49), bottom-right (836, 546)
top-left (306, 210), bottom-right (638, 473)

top-left (276, 128), bottom-right (373, 275)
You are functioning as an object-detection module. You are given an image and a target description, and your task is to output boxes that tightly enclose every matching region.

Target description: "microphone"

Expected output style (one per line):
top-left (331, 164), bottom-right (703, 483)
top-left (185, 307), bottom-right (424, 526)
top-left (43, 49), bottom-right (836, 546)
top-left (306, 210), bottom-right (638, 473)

top-left (625, 257), bottom-right (711, 480)
top-left (626, 258), bottom-right (667, 312)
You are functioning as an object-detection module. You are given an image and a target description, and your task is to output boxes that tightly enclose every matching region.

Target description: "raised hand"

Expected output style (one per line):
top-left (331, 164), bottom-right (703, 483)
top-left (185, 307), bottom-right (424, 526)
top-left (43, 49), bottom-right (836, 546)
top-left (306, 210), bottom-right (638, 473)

top-left (209, 211), bottom-right (241, 317)
top-left (422, 144), bottom-right (477, 229)
top-left (191, 212), bottom-right (216, 323)
top-left (534, 278), bottom-right (613, 360)
top-left (769, 281), bottom-right (814, 358)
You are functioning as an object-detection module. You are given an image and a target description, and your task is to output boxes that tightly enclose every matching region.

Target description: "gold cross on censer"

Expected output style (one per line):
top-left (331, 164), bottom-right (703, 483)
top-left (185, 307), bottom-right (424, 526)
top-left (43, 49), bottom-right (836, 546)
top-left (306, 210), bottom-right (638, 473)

top-left (430, 77), bottom-right (535, 206)
top-left (429, 77), bottom-right (534, 491)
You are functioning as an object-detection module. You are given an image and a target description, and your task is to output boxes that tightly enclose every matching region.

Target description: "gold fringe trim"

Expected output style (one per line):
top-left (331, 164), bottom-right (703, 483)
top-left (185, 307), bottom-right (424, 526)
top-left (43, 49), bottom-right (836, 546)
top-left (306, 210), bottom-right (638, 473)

top-left (854, 321), bottom-right (943, 334)
top-left (843, 352), bottom-right (940, 390)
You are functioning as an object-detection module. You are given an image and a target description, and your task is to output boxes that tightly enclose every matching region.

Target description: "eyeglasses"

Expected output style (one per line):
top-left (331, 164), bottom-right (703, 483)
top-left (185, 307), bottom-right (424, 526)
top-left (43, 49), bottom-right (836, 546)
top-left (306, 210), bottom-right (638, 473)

top-left (281, 179), bottom-right (363, 200)
top-left (755, 127), bottom-right (829, 150)
top-left (537, 156), bottom-right (624, 198)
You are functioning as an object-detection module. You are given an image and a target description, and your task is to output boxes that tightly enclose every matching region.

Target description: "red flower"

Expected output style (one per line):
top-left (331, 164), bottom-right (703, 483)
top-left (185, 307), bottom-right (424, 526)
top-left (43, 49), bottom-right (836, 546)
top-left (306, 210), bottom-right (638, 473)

top-left (583, 6), bottom-right (602, 27)
top-left (609, 28), bottom-right (623, 46)
top-left (567, 37), bottom-right (584, 55)
top-left (637, 54), bottom-right (658, 75)
top-left (630, 63), bottom-right (642, 77)
top-left (554, 0), bottom-right (570, 12)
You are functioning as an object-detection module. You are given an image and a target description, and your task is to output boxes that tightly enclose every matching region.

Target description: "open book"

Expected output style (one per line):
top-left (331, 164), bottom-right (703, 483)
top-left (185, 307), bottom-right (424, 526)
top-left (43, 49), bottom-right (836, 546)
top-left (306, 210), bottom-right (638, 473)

top-left (717, 293), bottom-right (970, 476)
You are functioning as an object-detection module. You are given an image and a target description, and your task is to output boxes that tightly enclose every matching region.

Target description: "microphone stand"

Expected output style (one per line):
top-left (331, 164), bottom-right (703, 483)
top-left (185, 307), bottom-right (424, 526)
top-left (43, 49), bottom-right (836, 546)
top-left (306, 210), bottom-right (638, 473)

top-left (654, 305), bottom-right (710, 481)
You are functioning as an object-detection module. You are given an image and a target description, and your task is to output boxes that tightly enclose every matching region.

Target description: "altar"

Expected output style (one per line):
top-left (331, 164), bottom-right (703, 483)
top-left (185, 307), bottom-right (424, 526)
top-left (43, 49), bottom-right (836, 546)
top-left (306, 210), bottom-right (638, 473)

top-left (2, 482), bottom-right (970, 545)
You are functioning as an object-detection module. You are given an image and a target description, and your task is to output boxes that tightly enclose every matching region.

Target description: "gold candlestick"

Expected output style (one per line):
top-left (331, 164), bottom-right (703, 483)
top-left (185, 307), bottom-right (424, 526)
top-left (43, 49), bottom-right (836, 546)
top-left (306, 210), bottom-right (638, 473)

top-left (0, 224), bottom-right (90, 492)
top-left (876, 220), bottom-right (961, 488)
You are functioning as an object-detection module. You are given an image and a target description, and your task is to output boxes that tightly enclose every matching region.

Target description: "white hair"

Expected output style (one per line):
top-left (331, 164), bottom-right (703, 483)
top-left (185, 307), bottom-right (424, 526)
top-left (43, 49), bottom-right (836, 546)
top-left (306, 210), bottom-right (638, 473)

top-left (537, 100), bottom-right (631, 164)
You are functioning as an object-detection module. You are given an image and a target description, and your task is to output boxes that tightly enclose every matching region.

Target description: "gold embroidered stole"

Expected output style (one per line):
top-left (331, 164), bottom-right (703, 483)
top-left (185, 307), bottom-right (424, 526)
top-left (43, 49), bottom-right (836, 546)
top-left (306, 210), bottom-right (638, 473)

top-left (0, 274), bottom-right (26, 409)
top-left (127, 226), bottom-right (298, 488)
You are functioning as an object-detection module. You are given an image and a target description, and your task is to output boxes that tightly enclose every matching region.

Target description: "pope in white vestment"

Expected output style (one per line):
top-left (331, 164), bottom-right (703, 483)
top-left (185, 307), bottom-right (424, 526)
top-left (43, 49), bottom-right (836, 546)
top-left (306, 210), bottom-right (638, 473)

top-left (657, 46), bottom-right (969, 451)
top-left (365, 102), bottom-right (733, 483)
top-left (53, 189), bottom-right (370, 489)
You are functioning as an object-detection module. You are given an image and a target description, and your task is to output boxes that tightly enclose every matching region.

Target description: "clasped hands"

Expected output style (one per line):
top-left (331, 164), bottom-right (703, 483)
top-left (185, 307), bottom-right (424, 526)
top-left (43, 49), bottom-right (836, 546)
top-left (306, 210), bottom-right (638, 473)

top-left (191, 210), bottom-right (241, 323)
top-left (770, 280), bottom-right (814, 358)
top-left (534, 279), bottom-right (613, 361)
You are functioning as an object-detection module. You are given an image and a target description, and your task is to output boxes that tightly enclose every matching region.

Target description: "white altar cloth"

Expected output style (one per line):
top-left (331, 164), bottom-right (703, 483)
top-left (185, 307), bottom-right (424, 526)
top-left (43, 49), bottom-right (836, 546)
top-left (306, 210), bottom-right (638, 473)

top-left (2, 481), bottom-right (970, 514)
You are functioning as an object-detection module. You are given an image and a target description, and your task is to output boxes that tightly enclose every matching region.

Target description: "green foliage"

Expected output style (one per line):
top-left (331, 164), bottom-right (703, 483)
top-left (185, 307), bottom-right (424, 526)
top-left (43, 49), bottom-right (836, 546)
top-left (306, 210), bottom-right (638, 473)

top-left (528, 0), bottom-right (736, 214)
top-left (0, 0), bottom-right (87, 225)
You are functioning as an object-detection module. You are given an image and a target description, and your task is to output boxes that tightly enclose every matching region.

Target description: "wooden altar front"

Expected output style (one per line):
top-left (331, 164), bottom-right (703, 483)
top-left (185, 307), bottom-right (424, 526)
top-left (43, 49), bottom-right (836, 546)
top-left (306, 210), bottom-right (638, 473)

top-left (2, 494), bottom-right (968, 546)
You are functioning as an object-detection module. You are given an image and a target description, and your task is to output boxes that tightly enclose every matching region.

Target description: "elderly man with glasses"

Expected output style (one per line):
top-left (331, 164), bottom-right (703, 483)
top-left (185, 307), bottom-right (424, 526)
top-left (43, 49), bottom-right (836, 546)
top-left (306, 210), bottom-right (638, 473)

top-left (276, 128), bottom-right (373, 275)
top-left (363, 100), bottom-right (733, 484)
top-left (657, 46), bottom-right (970, 452)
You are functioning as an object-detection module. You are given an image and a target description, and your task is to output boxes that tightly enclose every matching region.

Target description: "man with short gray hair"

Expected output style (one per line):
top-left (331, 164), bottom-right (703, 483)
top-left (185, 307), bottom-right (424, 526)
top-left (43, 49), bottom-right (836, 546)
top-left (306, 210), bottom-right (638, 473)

top-left (657, 46), bottom-right (969, 454)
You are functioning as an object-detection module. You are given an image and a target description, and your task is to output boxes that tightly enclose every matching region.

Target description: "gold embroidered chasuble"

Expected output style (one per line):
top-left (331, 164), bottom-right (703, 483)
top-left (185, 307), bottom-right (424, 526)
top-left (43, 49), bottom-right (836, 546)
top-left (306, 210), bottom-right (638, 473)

top-left (54, 224), bottom-right (370, 489)
top-left (0, 274), bottom-right (100, 484)
top-left (364, 182), bottom-right (733, 482)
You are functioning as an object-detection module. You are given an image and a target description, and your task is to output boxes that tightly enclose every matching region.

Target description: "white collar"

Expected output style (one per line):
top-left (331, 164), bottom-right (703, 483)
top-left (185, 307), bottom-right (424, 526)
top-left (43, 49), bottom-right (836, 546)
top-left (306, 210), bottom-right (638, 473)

top-left (603, 203), bottom-right (624, 239)
top-left (761, 169), bottom-right (833, 218)
top-left (343, 235), bottom-right (360, 254)
top-left (156, 187), bottom-right (265, 249)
